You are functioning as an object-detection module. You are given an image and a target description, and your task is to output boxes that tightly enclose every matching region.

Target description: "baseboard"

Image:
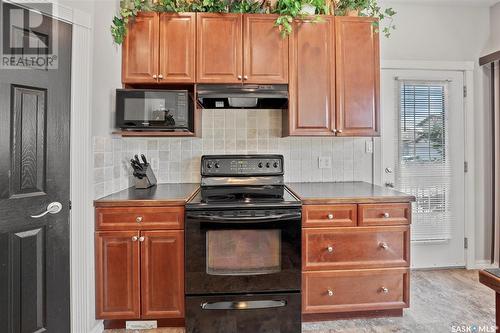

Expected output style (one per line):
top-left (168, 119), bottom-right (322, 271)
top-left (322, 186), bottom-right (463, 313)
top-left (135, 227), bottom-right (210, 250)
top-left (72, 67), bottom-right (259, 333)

top-left (89, 321), bottom-right (104, 333)
top-left (473, 260), bottom-right (497, 269)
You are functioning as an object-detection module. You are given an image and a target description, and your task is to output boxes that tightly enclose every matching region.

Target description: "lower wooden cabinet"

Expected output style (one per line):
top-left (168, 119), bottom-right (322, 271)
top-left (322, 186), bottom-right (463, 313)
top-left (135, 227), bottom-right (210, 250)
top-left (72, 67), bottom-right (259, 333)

top-left (95, 230), bottom-right (184, 320)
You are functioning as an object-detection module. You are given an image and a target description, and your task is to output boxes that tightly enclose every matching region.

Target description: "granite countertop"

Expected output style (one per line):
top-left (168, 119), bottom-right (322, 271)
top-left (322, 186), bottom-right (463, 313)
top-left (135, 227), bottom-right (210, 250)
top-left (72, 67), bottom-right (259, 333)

top-left (94, 183), bottom-right (199, 207)
top-left (286, 181), bottom-right (416, 205)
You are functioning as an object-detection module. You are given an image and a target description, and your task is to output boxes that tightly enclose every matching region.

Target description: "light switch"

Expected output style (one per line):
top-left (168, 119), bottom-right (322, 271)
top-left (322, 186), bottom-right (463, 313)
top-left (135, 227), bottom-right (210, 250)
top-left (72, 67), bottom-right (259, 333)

top-left (318, 156), bottom-right (332, 169)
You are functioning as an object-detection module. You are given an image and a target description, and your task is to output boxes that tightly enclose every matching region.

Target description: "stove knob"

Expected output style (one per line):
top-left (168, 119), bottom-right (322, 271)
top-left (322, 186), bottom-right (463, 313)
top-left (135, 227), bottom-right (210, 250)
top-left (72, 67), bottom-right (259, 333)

top-left (266, 162), bottom-right (270, 168)
top-left (215, 162), bottom-right (220, 169)
top-left (258, 162), bottom-right (263, 168)
top-left (207, 162), bottom-right (213, 169)
top-left (273, 162), bottom-right (279, 168)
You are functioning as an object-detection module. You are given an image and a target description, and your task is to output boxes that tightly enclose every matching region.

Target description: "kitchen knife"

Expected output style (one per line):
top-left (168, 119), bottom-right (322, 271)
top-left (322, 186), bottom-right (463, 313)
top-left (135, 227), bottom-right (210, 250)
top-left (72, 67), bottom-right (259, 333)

top-left (134, 155), bottom-right (141, 165)
top-left (141, 154), bottom-right (148, 166)
top-left (130, 159), bottom-right (143, 171)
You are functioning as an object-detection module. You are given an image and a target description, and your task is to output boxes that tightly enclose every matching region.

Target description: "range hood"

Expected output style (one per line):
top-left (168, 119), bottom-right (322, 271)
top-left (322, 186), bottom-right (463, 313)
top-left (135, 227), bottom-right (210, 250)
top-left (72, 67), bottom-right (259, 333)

top-left (197, 84), bottom-right (288, 109)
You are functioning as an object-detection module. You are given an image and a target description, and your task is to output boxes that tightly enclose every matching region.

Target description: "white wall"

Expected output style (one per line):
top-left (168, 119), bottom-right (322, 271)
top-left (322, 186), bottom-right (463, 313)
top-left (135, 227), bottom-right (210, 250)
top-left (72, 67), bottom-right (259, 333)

top-left (485, 2), bottom-right (500, 54)
top-left (379, 1), bottom-right (492, 264)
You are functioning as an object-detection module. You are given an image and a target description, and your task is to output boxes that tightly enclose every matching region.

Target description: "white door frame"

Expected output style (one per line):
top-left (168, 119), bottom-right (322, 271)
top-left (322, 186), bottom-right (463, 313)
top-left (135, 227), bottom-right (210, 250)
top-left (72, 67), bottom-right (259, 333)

top-left (5, 1), bottom-right (100, 332)
top-left (378, 60), bottom-right (476, 269)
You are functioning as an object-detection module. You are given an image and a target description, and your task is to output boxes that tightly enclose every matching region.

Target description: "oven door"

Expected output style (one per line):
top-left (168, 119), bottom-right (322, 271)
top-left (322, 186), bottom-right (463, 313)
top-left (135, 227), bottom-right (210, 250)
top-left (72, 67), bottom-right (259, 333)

top-left (185, 208), bottom-right (301, 295)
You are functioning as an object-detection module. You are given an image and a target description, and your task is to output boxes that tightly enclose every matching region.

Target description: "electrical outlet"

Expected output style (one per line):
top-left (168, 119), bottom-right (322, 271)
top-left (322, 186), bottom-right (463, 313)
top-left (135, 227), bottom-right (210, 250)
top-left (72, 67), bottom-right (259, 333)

top-left (126, 321), bottom-right (157, 330)
top-left (318, 156), bottom-right (332, 169)
top-left (365, 140), bottom-right (373, 154)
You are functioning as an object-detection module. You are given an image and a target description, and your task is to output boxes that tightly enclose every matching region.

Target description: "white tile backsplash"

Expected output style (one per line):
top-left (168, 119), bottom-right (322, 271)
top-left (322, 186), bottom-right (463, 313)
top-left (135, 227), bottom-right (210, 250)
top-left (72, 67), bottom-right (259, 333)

top-left (93, 109), bottom-right (374, 199)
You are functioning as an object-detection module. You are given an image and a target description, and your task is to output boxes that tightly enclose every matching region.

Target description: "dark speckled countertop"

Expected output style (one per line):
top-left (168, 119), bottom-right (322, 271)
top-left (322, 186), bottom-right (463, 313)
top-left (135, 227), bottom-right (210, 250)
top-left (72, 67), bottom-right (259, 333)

top-left (286, 181), bottom-right (416, 205)
top-left (94, 183), bottom-right (199, 207)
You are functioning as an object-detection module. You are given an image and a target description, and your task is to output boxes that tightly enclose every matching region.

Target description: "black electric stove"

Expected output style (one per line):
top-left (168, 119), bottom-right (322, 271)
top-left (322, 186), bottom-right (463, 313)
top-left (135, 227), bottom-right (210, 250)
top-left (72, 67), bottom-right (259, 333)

top-left (185, 155), bottom-right (302, 333)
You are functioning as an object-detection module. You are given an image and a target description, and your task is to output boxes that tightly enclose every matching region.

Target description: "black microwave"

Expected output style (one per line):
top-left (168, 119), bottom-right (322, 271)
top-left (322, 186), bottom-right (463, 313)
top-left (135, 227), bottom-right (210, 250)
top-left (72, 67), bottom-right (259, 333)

top-left (116, 89), bottom-right (194, 131)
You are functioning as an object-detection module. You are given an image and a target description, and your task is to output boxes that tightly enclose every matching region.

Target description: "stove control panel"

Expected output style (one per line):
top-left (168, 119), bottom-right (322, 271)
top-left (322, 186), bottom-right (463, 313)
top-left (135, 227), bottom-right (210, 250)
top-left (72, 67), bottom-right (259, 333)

top-left (201, 155), bottom-right (284, 176)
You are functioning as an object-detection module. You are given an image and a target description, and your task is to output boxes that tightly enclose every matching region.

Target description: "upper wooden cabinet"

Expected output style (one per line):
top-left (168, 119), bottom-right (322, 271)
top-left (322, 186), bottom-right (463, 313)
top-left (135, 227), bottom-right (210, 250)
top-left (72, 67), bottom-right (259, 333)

top-left (285, 17), bottom-right (336, 136)
top-left (196, 13), bottom-right (242, 83)
top-left (122, 13), bottom-right (196, 84)
top-left (335, 16), bottom-right (380, 136)
top-left (122, 12), bottom-right (159, 84)
top-left (197, 13), bottom-right (288, 84)
top-left (243, 14), bottom-right (288, 84)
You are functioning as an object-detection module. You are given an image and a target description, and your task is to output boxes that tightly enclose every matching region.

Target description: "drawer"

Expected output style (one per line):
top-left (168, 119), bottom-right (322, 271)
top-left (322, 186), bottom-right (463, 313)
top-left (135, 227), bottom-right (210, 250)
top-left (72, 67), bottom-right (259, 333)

top-left (95, 207), bottom-right (184, 230)
top-left (303, 205), bottom-right (357, 228)
top-left (358, 203), bottom-right (411, 226)
top-left (302, 268), bottom-right (409, 314)
top-left (303, 226), bottom-right (410, 270)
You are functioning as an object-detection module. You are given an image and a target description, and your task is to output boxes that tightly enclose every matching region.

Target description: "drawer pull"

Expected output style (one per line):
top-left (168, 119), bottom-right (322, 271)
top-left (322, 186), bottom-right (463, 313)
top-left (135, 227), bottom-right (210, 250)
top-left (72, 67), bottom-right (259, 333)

top-left (379, 242), bottom-right (389, 250)
top-left (380, 287), bottom-right (389, 294)
top-left (131, 236), bottom-right (138, 242)
top-left (138, 236), bottom-right (145, 242)
top-left (327, 246), bottom-right (334, 253)
top-left (383, 212), bottom-right (390, 218)
top-left (327, 213), bottom-right (334, 220)
top-left (136, 216), bottom-right (143, 223)
top-left (327, 290), bottom-right (334, 297)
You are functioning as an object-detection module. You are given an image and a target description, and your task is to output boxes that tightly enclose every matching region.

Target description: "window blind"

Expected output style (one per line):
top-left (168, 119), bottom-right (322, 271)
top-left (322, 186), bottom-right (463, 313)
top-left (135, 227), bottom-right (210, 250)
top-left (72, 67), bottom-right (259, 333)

top-left (396, 81), bottom-right (453, 241)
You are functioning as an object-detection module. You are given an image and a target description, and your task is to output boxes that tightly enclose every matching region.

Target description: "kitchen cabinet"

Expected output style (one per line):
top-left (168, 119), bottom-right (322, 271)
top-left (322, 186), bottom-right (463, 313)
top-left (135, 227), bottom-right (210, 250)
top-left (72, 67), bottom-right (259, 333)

top-left (94, 207), bottom-right (184, 320)
top-left (285, 16), bottom-right (336, 136)
top-left (122, 13), bottom-right (196, 84)
top-left (335, 16), bottom-right (380, 136)
top-left (196, 13), bottom-right (288, 84)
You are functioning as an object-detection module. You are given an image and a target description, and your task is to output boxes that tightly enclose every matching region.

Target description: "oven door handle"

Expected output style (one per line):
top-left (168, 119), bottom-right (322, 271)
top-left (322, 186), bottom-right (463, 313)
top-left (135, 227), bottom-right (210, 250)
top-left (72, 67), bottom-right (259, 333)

top-left (201, 300), bottom-right (287, 310)
top-left (186, 212), bottom-right (301, 223)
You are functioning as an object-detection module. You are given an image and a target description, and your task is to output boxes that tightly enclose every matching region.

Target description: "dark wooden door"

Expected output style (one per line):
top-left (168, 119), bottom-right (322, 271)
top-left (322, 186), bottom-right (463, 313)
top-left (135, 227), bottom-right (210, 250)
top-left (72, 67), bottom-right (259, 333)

top-left (335, 17), bottom-right (380, 136)
top-left (0, 3), bottom-right (72, 332)
top-left (196, 13), bottom-right (242, 83)
top-left (122, 12), bottom-right (159, 84)
top-left (159, 13), bottom-right (196, 83)
top-left (243, 14), bottom-right (288, 84)
top-left (285, 16), bottom-right (336, 136)
top-left (141, 230), bottom-right (184, 319)
top-left (95, 231), bottom-right (141, 319)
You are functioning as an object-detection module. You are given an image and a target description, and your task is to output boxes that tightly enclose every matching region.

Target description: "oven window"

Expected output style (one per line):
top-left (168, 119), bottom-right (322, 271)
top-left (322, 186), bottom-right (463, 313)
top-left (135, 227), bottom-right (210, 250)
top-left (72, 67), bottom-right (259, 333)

top-left (206, 230), bottom-right (281, 276)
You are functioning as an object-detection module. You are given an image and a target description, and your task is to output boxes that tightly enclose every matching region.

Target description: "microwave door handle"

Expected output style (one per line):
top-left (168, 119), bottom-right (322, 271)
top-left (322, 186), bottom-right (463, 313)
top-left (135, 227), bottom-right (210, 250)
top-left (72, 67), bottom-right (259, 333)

top-left (186, 212), bottom-right (301, 223)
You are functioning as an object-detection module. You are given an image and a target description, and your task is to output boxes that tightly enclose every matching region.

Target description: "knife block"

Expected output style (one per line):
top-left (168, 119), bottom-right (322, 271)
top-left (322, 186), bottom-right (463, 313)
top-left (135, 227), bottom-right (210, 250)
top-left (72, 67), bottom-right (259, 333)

top-left (134, 165), bottom-right (157, 189)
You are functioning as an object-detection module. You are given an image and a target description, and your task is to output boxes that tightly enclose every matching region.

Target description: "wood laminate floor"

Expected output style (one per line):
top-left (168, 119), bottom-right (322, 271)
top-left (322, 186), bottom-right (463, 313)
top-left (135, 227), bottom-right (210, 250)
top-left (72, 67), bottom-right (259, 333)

top-left (104, 269), bottom-right (495, 333)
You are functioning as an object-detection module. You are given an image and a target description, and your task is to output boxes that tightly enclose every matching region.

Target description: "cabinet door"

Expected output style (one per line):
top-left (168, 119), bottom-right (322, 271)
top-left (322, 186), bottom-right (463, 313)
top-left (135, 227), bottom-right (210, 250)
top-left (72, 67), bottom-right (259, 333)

top-left (335, 17), bottom-right (380, 136)
top-left (285, 17), bottom-right (336, 136)
top-left (159, 13), bottom-right (196, 83)
top-left (243, 14), bottom-right (288, 84)
top-left (196, 13), bottom-right (242, 83)
top-left (122, 12), bottom-right (159, 84)
top-left (95, 231), bottom-right (140, 319)
top-left (141, 230), bottom-right (184, 319)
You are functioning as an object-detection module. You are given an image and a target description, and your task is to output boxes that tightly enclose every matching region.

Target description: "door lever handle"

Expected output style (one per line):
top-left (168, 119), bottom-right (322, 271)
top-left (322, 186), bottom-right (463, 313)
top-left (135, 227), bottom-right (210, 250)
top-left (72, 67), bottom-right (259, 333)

top-left (31, 202), bottom-right (63, 218)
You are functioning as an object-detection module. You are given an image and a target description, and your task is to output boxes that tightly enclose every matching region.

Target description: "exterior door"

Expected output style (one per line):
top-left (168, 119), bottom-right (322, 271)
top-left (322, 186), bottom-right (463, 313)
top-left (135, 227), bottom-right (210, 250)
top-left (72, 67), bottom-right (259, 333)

top-left (335, 17), bottom-right (380, 136)
top-left (243, 14), bottom-right (288, 84)
top-left (0, 2), bottom-right (72, 331)
top-left (381, 69), bottom-right (465, 268)
top-left (286, 17), bottom-right (336, 136)
top-left (159, 13), bottom-right (196, 83)
top-left (196, 13), bottom-right (242, 83)
top-left (122, 12), bottom-right (159, 84)
top-left (141, 230), bottom-right (184, 319)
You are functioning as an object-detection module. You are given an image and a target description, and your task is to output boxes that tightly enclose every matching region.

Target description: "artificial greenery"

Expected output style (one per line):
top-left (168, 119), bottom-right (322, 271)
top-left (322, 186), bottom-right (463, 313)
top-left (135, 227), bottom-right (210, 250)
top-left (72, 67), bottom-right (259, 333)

top-left (335, 0), bottom-right (396, 37)
top-left (110, 0), bottom-right (396, 44)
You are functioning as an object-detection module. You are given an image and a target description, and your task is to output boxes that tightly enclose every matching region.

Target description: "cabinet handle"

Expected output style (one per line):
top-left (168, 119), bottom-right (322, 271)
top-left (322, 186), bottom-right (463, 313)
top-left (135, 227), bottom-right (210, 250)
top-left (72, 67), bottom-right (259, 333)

top-left (327, 213), bottom-right (334, 220)
top-left (237, 75), bottom-right (242, 80)
top-left (337, 129), bottom-right (343, 134)
top-left (327, 290), bottom-right (334, 297)
top-left (136, 216), bottom-right (143, 223)
top-left (383, 212), bottom-right (390, 218)
top-left (152, 74), bottom-right (157, 79)
top-left (243, 75), bottom-right (248, 80)
top-left (131, 236), bottom-right (138, 242)
top-left (380, 287), bottom-right (389, 294)
top-left (158, 74), bottom-right (164, 80)
top-left (139, 236), bottom-right (145, 242)
top-left (327, 245), bottom-right (334, 253)
top-left (379, 242), bottom-right (389, 250)
top-left (332, 129), bottom-right (337, 134)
